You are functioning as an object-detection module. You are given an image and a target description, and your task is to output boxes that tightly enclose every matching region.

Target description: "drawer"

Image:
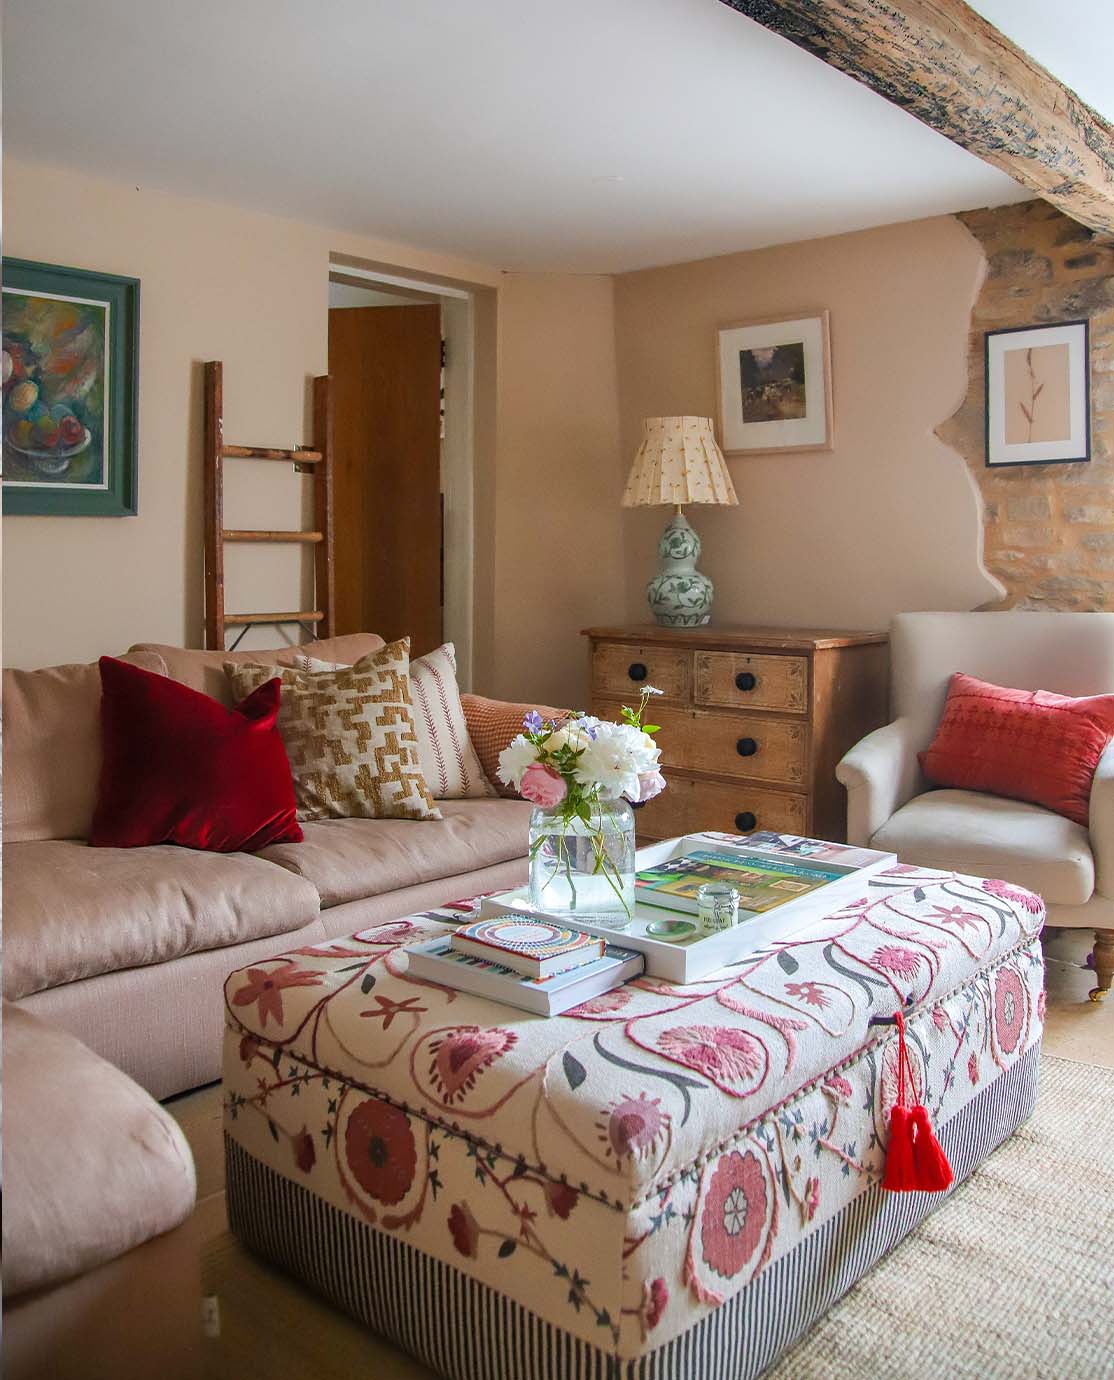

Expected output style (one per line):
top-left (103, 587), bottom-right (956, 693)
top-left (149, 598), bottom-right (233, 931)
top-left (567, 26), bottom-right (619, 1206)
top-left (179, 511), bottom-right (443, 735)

top-left (634, 776), bottom-right (807, 841)
top-left (695, 651), bottom-right (808, 713)
top-left (592, 642), bottom-right (690, 702)
top-left (638, 703), bottom-right (808, 786)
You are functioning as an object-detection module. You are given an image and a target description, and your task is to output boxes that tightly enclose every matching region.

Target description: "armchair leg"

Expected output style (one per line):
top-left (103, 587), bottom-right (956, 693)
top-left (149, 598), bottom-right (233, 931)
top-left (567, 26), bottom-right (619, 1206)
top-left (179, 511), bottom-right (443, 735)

top-left (1090, 929), bottom-right (1114, 1003)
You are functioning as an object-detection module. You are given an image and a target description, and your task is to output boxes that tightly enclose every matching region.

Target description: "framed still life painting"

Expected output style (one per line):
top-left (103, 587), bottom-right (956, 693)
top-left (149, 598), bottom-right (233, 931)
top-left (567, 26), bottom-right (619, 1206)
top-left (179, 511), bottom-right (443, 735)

top-left (3, 258), bottom-right (139, 515)
top-left (985, 319), bottom-right (1090, 467)
top-left (717, 311), bottom-right (833, 455)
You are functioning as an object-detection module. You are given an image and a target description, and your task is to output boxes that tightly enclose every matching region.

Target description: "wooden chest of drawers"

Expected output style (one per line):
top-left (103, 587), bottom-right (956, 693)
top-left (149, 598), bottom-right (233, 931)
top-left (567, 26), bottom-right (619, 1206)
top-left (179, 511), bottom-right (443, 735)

top-left (583, 625), bottom-right (889, 843)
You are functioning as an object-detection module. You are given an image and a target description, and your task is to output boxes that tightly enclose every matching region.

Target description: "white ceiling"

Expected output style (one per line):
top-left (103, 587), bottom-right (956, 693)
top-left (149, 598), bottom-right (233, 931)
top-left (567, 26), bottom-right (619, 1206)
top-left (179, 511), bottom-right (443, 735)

top-left (7, 0), bottom-right (1100, 274)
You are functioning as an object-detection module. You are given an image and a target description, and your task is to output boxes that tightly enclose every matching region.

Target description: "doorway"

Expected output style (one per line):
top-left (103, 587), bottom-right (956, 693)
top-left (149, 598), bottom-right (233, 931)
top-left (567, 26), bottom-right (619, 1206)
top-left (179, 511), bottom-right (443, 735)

top-left (327, 270), bottom-right (475, 680)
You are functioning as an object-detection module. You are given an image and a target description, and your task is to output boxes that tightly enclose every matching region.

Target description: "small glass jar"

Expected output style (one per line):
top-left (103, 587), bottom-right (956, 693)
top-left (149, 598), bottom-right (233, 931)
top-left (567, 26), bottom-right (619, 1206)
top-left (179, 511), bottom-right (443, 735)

top-left (697, 882), bottom-right (740, 934)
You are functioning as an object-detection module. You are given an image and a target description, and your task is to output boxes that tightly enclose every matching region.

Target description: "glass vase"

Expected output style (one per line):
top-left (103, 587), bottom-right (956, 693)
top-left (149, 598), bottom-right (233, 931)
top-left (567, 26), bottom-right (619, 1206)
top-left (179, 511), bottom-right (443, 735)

top-left (528, 798), bottom-right (636, 922)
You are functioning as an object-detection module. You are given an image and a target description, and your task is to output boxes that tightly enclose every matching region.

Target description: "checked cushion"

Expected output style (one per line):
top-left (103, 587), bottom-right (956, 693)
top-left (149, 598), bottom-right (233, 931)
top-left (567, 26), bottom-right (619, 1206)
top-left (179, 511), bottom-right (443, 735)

top-left (227, 639), bottom-right (441, 822)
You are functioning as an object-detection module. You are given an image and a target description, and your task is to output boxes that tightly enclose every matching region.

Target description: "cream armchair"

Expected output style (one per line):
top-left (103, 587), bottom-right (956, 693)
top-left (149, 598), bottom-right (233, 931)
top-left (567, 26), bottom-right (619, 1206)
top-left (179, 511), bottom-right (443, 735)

top-left (837, 612), bottom-right (1114, 1002)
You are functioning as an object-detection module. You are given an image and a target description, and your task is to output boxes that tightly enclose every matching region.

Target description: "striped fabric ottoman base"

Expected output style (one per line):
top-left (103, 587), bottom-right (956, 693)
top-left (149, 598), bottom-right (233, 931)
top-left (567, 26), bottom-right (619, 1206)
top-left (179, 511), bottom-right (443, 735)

top-left (226, 1041), bottom-right (1040, 1380)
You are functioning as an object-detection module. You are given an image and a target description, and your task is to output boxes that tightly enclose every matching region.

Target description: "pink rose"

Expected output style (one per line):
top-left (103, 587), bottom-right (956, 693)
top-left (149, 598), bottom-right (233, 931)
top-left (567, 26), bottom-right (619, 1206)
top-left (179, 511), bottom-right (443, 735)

top-left (520, 763), bottom-right (568, 808)
top-left (628, 770), bottom-right (666, 804)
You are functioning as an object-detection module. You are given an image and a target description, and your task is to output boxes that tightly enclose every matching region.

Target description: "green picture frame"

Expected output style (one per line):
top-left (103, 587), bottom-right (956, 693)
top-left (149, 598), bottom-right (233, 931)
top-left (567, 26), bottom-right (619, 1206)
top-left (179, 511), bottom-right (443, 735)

top-left (3, 257), bottom-right (139, 515)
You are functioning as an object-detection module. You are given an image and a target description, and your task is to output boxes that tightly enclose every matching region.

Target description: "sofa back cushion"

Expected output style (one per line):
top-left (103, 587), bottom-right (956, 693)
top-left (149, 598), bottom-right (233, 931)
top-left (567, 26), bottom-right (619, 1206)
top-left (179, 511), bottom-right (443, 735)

top-left (128, 633), bottom-right (386, 706)
top-left (461, 693), bottom-right (568, 798)
top-left (2, 650), bottom-right (168, 843)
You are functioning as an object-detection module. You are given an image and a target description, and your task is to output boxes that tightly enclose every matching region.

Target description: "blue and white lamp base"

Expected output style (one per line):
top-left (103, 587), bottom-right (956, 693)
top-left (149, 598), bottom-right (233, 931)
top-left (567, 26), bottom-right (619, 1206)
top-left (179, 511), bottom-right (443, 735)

top-left (646, 510), bottom-right (714, 627)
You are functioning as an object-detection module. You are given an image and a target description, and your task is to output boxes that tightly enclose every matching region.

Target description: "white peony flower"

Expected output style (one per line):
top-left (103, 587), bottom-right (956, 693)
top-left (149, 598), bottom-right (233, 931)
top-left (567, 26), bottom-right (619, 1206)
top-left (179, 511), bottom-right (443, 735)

top-left (497, 734), bottom-right (540, 790)
top-left (574, 722), bottom-right (661, 800)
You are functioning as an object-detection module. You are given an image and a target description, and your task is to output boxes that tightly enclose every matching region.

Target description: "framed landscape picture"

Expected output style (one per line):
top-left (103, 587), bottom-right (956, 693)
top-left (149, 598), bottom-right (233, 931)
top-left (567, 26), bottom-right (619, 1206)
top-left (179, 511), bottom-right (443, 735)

top-left (985, 319), bottom-right (1090, 467)
top-left (3, 258), bottom-right (139, 515)
top-left (717, 311), bottom-right (832, 455)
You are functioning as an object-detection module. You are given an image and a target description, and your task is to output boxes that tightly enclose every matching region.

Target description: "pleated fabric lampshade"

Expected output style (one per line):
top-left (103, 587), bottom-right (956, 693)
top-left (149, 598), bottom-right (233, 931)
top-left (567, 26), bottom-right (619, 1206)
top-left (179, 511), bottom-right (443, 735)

top-left (620, 417), bottom-right (737, 628)
top-left (621, 416), bottom-right (738, 509)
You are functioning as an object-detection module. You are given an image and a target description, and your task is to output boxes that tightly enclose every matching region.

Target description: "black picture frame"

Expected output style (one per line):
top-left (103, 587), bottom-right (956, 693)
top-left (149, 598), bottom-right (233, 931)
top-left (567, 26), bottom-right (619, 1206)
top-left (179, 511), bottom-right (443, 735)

top-left (3, 257), bottom-right (140, 515)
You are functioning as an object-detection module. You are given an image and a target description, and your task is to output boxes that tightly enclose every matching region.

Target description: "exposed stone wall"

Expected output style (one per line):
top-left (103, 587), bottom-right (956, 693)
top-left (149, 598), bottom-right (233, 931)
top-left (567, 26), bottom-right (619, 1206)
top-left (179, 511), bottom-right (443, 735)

top-left (937, 200), bottom-right (1114, 610)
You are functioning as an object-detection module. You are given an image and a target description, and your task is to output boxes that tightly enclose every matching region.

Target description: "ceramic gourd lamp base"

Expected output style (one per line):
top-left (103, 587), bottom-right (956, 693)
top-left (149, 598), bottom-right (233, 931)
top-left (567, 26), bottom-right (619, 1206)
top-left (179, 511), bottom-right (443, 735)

top-left (647, 510), bottom-right (713, 627)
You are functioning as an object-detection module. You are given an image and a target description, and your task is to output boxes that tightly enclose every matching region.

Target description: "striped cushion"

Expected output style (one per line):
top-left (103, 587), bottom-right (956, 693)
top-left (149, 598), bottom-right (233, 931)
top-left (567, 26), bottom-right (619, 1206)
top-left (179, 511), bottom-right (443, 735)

top-left (294, 643), bottom-right (493, 801)
top-left (460, 693), bottom-right (568, 798)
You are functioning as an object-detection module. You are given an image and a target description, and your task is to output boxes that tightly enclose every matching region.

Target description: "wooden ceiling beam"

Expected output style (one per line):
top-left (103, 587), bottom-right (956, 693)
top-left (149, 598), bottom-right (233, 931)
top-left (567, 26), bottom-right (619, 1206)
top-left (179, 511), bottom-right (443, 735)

top-left (718, 0), bottom-right (1114, 237)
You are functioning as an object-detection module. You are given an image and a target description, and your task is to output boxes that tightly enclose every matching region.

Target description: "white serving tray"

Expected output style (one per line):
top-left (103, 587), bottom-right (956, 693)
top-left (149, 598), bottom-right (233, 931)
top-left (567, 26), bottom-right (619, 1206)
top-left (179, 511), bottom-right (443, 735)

top-left (480, 832), bottom-right (896, 983)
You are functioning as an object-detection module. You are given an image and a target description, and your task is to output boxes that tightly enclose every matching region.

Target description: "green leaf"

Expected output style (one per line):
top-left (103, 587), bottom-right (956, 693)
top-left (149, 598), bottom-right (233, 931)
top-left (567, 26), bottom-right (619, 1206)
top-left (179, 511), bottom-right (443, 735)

top-left (361, 972), bottom-right (376, 994)
top-left (498, 1239), bottom-right (518, 1258)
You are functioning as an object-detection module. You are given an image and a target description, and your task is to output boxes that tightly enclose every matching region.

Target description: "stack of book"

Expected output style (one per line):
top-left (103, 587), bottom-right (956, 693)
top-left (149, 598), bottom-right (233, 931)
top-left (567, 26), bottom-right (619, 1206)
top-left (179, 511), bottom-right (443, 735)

top-left (404, 915), bottom-right (643, 1016)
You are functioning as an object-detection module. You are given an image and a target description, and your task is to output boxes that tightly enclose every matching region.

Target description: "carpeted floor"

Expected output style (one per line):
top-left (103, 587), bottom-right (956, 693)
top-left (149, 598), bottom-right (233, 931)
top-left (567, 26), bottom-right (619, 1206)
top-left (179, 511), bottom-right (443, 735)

top-left (198, 1053), bottom-right (1114, 1380)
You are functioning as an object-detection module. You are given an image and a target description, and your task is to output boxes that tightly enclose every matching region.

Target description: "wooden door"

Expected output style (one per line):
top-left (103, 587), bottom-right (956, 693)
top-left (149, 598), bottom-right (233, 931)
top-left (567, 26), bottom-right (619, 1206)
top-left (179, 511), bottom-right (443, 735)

top-left (328, 304), bottom-right (443, 654)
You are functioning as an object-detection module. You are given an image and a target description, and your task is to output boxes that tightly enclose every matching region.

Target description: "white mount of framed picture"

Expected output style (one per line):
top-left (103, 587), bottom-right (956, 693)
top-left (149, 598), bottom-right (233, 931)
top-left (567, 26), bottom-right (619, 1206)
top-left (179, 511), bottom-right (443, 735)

top-left (985, 318), bottom-right (1090, 467)
top-left (716, 310), bottom-right (833, 455)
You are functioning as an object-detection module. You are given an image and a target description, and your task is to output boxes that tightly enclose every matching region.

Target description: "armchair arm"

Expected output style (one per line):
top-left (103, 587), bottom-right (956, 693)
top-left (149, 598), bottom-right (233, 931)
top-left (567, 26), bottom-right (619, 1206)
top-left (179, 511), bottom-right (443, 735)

top-left (836, 717), bottom-right (922, 846)
top-left (1090, 740), bottom-right (1114, 899)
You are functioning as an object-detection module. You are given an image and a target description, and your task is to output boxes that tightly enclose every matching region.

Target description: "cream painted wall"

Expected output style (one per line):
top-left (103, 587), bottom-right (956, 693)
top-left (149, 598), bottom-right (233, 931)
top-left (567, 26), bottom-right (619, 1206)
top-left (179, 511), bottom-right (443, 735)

top-left (493, 275), bottom-right (626, 707)
top-left (3, 159), bottom-right (501, 670)
top-left (613, 215), bottom-right (1002, 631)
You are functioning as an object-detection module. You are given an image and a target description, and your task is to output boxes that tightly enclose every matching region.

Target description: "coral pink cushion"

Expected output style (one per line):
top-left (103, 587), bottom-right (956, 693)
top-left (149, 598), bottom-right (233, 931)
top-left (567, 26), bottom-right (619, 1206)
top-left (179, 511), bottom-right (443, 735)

top-left (91, 657), bottom-right (302, 852)
top-left (918, 672), bottom-right (1114, 826)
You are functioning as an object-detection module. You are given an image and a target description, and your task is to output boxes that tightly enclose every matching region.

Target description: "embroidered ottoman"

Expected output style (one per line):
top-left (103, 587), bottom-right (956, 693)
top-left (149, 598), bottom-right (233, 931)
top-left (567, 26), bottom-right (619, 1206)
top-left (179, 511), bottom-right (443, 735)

top-left (222, 864), bottom-right (1045, 1380)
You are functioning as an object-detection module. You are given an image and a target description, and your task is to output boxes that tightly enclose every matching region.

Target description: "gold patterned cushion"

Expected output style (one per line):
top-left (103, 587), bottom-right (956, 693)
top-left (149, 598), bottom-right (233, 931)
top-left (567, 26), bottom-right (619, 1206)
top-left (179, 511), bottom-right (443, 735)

top-left (225, 640), bottom-right (441, 822)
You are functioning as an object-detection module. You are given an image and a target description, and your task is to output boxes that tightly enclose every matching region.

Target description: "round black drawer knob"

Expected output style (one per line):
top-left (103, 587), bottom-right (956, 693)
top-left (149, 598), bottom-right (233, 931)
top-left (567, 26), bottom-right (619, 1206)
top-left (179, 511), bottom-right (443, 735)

top-left (736, 737), bottom-right (758, 757)
top-left (735, 671), bottom-right (757, 692)
top-left (735, 811), bottom-right (757, 832)
top-left (628, 662), bottom-right (648, 682)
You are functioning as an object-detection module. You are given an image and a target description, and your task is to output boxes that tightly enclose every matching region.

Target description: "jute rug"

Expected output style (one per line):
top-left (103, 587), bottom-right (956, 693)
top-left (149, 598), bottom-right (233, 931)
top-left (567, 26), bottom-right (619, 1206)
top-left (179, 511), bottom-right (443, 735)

top-left (202, 1055), bottom-right (1113, 1380)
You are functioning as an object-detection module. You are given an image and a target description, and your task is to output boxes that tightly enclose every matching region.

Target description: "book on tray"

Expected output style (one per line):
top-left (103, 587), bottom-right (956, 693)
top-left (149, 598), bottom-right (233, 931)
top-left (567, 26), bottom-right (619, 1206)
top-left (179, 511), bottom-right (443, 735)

top-left (450, 916), bottom-right (604, 979)
top-left (405, 934), bottom-right (644, 1016)
top-left (635, 848), bottom-right (845, 917)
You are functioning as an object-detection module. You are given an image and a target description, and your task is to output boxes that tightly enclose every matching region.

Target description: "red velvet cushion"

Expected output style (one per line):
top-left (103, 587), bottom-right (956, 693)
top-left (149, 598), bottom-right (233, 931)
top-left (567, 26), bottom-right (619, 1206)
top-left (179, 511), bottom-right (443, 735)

top-left (918, 672), bottom-right (1114, 826)
top-left (91, 656), bottom-right (302, 851)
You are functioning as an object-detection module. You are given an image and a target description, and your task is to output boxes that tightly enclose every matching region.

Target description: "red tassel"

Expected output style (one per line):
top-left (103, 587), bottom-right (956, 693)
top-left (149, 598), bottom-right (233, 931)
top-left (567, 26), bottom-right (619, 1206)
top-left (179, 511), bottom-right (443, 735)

top-left (882, 1010), bottom-right (955, 1193)
top-left (881, 1104), bottom-right (918, 1191)
top-left (909, 1105), bottom-right (954, 1191)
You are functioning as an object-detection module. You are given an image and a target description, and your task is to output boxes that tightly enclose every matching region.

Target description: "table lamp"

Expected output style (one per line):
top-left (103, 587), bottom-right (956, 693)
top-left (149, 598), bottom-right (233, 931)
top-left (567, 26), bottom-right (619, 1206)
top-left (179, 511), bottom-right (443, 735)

top-left (621, 416), bottom-right (738, 626)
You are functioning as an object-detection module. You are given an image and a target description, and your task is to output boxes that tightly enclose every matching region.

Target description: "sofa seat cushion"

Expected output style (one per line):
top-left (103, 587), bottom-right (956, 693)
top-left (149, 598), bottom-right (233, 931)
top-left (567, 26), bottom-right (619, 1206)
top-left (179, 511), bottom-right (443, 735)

top-left (2, 1004), bottom-right (197, 1297)
top-left (872, 788), bottom-right (1094, 906)
top-left (258, 798), bottom-right (532, 909)
top-left (2, 840), bottom-right (322, 1001)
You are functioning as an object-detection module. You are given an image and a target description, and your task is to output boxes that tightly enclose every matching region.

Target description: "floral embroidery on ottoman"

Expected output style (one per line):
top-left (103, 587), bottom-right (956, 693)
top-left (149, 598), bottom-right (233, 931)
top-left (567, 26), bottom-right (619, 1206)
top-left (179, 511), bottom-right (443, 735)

top-left (872, 945), bottom-right (922, 976)
top-left (642, 1277), bottom-right (668, 1335)
top-left (783, 980), bottom-right (830, 1008)
top-left (699, 1150), bottom-right (768, 1279)
top-left (292, 1126), bottom-right (316, 1174)
top-left (544, 1181), bottom-right (579, 1219)
top-left (427, 1025), bottom-right (518, 1105)
top-left (597, 1093), bottom-right (670, 1161)
top-left (231, 962), bottom-right (323, 1028)
top-left (344, 1100), bottom-right (417, 1204)
top-left (656, 1025), bottom-right (766, 1095)
top-left (994, 967), bottom-right (1026, 1054)
top-left (565, 987), bottom-right (632, 1018)
top-left (967, 1053), bottom-right (979, 1086)
top-left (981, 878), bottom-right (1042, 914)
top-left (448, 1201), bottom-right (480, 1258)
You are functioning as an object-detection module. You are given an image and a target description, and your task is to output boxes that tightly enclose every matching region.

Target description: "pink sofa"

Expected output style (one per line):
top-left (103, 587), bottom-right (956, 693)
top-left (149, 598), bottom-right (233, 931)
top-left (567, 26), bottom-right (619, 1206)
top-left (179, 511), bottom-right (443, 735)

top-left (3, 633), bottom-right (532, 1099)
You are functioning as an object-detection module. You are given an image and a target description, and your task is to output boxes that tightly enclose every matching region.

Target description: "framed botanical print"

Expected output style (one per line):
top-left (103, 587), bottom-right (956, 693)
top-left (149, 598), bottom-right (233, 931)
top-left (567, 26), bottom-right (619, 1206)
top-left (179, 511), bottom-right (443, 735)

top-left (3, 258), bottom-right (139, 515)
top-left (717, 310), bottom-right (833, 455)
top-left (985, 319), bottom-right (1090, 467)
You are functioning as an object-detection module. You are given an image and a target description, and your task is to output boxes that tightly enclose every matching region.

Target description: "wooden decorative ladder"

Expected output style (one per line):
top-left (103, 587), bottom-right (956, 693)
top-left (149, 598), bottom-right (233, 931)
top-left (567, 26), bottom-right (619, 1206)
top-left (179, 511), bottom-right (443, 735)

top-left (203, 360), bottom-right (335, 650)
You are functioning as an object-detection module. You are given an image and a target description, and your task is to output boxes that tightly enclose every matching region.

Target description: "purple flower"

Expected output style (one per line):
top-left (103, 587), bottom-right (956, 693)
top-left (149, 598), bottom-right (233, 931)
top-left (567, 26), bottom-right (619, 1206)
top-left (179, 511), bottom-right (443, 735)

top-left (522, 710), bottom-right (545, 733)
